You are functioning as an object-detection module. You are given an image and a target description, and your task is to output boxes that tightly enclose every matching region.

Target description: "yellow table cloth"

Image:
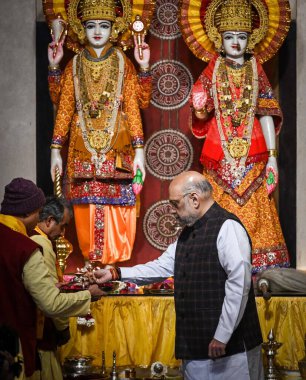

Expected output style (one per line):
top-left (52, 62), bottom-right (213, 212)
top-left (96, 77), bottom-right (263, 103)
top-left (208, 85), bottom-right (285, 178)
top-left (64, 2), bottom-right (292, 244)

top-left (60, 296), bottom-right (306, 371)
top-left (256, 296), bottom-right (306, 371)
top-left (60, 296), bottom-right (180, 368)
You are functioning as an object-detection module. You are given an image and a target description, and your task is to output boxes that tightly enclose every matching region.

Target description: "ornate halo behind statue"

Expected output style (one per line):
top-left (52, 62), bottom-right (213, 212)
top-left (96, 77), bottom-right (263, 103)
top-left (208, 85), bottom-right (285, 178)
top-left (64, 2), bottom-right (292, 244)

top-left (179, 0), bottom-right (291, 63)
top-left (42, 0), bottom-right (156, 53)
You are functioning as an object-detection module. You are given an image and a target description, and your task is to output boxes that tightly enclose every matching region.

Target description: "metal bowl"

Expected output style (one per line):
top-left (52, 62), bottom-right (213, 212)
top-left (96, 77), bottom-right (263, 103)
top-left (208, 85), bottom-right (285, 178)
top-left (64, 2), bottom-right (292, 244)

top-left (63, 355), bottom-right (94, 374)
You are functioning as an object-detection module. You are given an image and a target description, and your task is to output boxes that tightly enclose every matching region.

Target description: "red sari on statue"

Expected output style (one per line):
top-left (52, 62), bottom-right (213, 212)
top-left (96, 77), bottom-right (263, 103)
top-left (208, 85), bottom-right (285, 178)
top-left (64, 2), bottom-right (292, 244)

top-left (191, 54), bottom-right (290, 273)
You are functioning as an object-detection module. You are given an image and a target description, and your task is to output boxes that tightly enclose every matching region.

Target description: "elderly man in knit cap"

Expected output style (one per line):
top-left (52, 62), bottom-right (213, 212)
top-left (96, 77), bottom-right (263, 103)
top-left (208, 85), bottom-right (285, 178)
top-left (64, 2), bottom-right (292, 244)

top-left (0, 178), bottom-right (105, 379)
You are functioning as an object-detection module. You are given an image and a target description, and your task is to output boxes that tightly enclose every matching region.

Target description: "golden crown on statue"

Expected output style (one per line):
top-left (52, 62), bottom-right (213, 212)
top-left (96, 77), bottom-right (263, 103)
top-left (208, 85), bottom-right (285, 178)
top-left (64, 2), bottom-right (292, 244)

top-left (205, 0), bottom-right (268, 53)
top-left (219, 0), bottom-right (252, 33)
top-left (68, 0), bottom-right (132, 44)
top-left (80, 0), bottom-right (116, 22)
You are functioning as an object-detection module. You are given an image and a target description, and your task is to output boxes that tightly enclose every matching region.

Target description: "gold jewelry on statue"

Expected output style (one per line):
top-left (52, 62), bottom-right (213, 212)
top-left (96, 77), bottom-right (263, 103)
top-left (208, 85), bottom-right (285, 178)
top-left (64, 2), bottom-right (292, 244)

top-left (226, 64), bottom-right (245, 87)
top-left (50, 144), bottom-right (62, 149)
top-left (139, 66), bottom-right (151, 72)
top-left (80, 0), bottom-right (116, 22)
top-left (268, 149), bottom-right (278, 157)
top-left (227, 137), bottom-right (249, 159)
top-left (212, 56), bottom-right (259, 180)
top-left (73, 48), bottom-right (125, 176)
top-left (88, 130), bottom-right (111, 151)
top-left (194, 108), bottom-right (208, 119)
top-left (205, 0), bottom-right (268, 54)
top-left (219, 0), bottom-right (252, 33)
top-left (48, 64), bottom-right (60, 71)
top-left (219, 58), bottom-right (253, 127)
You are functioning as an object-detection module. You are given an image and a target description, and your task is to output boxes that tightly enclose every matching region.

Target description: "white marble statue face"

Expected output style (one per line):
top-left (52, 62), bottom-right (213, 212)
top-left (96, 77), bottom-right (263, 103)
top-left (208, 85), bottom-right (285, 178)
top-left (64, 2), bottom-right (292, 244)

top-left (85, 20), bottom-right (112, 48)
top-left (222, 31), bottom-right (248, 59)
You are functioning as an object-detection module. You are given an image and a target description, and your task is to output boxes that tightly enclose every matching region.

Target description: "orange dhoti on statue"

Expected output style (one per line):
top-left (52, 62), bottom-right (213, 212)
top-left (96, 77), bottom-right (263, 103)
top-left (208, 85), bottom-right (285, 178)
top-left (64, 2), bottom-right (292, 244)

top-left (74, 204), bottom-right (136, 264)
top-left (50, 46), bottom-right (150, 264)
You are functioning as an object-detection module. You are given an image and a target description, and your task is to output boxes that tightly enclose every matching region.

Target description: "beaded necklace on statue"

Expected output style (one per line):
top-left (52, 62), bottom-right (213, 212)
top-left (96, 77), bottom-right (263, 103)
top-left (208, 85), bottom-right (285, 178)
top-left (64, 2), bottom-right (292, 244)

top-left (212, 56), bottom-right (258, 182)
top-left (73, 47), bottom-right (124, 176)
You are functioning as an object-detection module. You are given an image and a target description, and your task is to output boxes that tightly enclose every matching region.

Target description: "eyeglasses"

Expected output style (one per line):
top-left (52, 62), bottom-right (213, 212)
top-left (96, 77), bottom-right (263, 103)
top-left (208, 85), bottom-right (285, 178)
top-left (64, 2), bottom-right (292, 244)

top-left (168, 192), bottom-right (191, 209)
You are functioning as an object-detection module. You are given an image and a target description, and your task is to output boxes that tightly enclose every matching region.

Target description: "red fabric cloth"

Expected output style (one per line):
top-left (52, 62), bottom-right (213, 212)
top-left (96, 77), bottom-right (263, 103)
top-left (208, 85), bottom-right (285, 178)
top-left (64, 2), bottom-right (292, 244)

top-left (191, 56), bottom-right (282, 169)
top-left (200, 117), bottom-right (268, 167)
top-left (0, 223), bottom-right (41, 376)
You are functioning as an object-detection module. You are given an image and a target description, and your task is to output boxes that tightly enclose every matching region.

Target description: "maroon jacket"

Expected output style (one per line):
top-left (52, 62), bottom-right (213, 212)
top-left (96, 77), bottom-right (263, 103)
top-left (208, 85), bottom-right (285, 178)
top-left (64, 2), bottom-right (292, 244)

top-left (0, 223), bottom-right (42, 376)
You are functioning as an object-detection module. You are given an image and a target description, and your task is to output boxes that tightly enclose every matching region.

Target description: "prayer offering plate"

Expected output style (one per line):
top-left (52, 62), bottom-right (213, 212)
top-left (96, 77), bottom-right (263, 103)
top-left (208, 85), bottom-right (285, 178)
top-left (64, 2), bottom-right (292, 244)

top-left (99, 281), bottom-right (126, 293)
top-left (143, 279), bottom-right (174, 295)
top-left (98, 281), bottom-right (117, 292)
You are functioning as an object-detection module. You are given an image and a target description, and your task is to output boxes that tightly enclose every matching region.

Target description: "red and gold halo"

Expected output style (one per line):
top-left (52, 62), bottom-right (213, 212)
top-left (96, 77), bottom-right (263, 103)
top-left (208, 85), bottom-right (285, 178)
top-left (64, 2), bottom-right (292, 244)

top-left (178, 0), bottom-right (291, 63)
top-left (42, 0), bottom-right (155, 53)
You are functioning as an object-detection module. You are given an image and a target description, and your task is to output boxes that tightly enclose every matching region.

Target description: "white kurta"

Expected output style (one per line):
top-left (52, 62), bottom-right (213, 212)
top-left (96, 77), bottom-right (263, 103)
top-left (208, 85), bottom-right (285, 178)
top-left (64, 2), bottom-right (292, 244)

top-left (121, 220), bottom-right (264, 380)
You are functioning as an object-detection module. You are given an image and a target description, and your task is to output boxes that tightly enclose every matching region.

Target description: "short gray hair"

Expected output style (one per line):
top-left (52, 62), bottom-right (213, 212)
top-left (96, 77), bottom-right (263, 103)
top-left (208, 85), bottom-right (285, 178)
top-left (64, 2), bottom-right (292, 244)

top-left (39, 196), bottom-right (72, 224)
top-left (183, 179), bottom-right (212, 197)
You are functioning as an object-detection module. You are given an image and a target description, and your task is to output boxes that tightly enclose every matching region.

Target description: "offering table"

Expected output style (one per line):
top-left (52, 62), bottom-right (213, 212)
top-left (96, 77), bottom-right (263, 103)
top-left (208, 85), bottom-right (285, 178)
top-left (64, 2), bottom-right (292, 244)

top-left (60, 295), bottom-right (306, 371)
top-left (60, 295), bottom-right (179, 369)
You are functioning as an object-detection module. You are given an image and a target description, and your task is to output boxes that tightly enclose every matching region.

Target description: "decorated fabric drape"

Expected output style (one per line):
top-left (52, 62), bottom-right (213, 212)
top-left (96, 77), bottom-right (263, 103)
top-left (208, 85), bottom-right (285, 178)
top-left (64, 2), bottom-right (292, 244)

top-left (256, 297), bottom-right (306, 371)
top-left (60, 296), bottom-right (306, 370)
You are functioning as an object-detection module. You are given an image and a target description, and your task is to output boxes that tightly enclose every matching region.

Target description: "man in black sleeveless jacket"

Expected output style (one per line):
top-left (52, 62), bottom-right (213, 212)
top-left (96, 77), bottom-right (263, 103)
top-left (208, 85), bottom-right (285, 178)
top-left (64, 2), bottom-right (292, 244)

top-left (93, 171), bottom-right (264, 380)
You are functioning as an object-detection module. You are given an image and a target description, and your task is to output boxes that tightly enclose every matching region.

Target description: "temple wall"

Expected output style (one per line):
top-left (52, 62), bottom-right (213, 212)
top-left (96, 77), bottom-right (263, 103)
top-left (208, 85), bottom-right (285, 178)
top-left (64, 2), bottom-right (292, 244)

top-left (0, 0), bottom-right (36, 201)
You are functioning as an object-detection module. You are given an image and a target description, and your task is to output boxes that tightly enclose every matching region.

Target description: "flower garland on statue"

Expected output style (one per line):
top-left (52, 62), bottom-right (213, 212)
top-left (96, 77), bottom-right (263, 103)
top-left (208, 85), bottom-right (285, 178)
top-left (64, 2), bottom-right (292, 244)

top-left (212, 56), bottom-right (259, 184)
top-left (73, 47), bottom-right (125, 176)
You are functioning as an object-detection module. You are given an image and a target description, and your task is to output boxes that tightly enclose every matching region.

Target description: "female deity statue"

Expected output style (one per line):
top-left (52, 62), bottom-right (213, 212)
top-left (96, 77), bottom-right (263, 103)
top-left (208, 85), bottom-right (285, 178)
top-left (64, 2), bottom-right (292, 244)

top-left (180, 0), bottom-right (291, 272)
top-left (47, 0), bottom-right (152, 264)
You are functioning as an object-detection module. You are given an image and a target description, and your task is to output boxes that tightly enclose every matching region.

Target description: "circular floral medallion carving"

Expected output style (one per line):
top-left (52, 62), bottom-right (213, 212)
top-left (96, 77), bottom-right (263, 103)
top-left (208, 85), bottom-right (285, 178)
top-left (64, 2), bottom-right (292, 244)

top-left (143, 200), bottom-right (181, 250)
top-left (145, 129), bottom-right (193, 180)
top-left (151, 60), bottom-right (193, 110)
top-left (150, 0), bottom-right (181, 40)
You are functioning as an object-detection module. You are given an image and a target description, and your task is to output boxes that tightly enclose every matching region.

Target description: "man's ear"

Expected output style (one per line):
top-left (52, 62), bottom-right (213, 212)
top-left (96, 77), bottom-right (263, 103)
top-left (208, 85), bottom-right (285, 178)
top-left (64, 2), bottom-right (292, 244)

top-left (45, 216), bottom-right (54, 227)
top-left (190, 192), bottom-right (200, 208)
